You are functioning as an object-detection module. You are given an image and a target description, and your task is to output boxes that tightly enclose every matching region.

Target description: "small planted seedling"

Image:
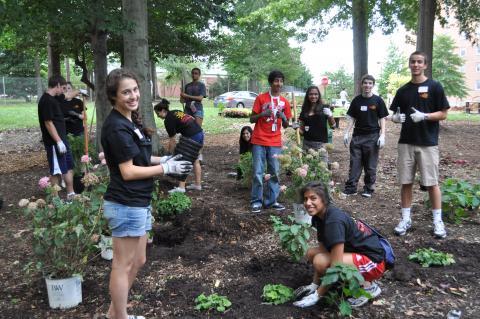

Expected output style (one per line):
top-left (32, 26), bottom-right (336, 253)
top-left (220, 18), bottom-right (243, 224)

top-left (321, 264), bottom-right (370, 317)
top-left (152, 189), bottom-right (191, 221)
top-left (195, 293), bottom-right (232, 313)
top-left (262, 284), bottom-right (294, 305)
top-left (408, 248), bottom-right (455, 267)
top-left (270, 215), bottom-right (312, 262)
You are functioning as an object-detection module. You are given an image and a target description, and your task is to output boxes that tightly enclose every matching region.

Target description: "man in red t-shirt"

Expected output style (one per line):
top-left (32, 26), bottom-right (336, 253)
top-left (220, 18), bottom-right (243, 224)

top-left (250, 70), bottom-right (292, 213)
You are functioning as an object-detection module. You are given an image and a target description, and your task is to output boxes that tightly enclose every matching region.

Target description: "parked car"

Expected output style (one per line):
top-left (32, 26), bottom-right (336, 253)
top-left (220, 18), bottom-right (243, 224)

top-left (214, 91), bottom-right (258, 108)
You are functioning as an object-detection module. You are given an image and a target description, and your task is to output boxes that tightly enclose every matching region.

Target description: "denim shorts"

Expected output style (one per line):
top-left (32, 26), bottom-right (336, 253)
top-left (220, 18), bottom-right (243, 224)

top-left (103, 200), bottom-right (152, 237)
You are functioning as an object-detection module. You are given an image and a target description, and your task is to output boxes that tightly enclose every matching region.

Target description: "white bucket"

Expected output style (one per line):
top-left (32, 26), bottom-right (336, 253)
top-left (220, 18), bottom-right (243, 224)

top-left (100, 235), bottom-right (113, 261)
top-left (45, 275), bottom-right (82, 309)
top-left (293, 203), bottom-right (311, 225)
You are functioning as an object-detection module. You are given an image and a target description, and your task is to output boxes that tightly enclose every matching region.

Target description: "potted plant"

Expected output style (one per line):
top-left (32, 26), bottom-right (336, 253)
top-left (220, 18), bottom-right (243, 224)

top-left (67, 134), bottom-right (98, 193)
top-left (23, 178), bottom-right (105, 309)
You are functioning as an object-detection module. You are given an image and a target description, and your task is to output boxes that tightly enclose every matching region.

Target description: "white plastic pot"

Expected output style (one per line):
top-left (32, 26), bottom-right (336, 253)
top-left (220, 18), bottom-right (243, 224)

top-left (292, 203), bottom-right (312, 225)
top-left (100, 235), bottom-right (113, 260)
top-left (45, 275), bottom-right (82, 309)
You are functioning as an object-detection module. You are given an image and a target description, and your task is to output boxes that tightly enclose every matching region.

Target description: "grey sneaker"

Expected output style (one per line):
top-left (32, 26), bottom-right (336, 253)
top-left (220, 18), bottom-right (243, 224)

top-left (186, 184), bottom-right (202, 191)
top-left (168, 187), bottom-right (186, 194)
top-left (394, 219), bottom-right (411, 236)
top-left (348, 282), bottom-right (381, 308)
top-left (251, 204), bottom-right (262, 213)
top-left (433, 220), bottom-right (447, 238)
top-left (293, 290), bottom-right (321, 308)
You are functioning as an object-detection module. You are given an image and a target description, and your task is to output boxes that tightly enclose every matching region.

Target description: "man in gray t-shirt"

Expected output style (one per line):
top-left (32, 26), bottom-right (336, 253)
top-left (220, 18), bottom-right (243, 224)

top-left (180, 67), bottom-right (206, 127)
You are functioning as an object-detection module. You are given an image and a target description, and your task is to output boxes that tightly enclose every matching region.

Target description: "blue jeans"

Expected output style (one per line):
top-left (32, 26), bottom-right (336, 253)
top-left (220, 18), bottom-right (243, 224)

top-left (103, 200), bottom-right (152, 237)
top-left (251, 144), bottom-right (281, 207)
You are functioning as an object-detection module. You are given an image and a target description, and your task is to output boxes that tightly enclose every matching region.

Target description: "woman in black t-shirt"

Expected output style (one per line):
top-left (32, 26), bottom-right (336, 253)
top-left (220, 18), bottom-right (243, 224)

top-left (239, 126), bottom-right (253, 155)
top-left (293, 182), bottom-right (386, 309)
top-left (101, 69), bottom-right (192, 319)
top-left (61, 82), bottom-right (85, 136)
top-left (298, 86), bottom-right (335, 160)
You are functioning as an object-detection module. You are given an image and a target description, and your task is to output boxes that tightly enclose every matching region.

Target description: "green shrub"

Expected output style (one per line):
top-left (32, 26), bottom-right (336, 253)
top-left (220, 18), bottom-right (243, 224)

top-left (236, 152), bottom-right (253, 187)
top-left (152, 190), bottom-right (191, 221)
top-left (270, 215), bottom-right (311, 262)
top-left (67, 134), bottom-right (98, 177)
top-left (322, 264), bottom-right (370, 317)
top-left (408, 248), bottom-right (455, 267)
top-left (262, 284), bottom-right (294, 305)
top-left (195, 293), bottom-right (232, 313)
top-left (222, 108), bottom-right (251, 118)
top-left (431, 178), bottom-right (480, 223)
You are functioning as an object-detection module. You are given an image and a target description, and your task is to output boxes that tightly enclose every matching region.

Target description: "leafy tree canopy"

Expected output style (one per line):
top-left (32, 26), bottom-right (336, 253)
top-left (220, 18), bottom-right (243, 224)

top-left (324, 66), bottom-right (354, 102)
top-left (377, 42), bottom-right (408, 98)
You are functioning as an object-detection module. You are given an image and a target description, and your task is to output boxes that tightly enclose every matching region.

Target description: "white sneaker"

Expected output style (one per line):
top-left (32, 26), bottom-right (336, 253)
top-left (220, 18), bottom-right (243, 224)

top-left (348, 282), bottom-right (381, 308)
top-left (293, 290), bottom-right (321, 308)
top-left (394, 219), bottom-right (411, 236)
top-left (168, 187), bottom-right (185, 194)
top-left (433, 220), bottom-right (447, 238)
top-left (186, 184), bottom-right (202, 191)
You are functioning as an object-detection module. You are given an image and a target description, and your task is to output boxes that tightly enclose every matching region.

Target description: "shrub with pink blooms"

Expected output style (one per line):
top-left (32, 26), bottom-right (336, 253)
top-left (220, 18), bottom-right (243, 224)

top-left (279, 144), bottom-right (331, 204)
top-left (38, 176), bottom-right (51, 190)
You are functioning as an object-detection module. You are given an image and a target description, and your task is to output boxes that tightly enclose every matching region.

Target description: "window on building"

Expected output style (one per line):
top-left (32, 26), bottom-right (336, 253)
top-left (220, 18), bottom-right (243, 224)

top-left (459, 65), bottom-right (466, 73)
top-left (459, 48), bottom-right (466, 57)
top-left (477, 63), bottom-right (480, 72)
top-left (476, 80), bottom-right (480, 91)
top-left (477, 46), bottom-right (480, 55)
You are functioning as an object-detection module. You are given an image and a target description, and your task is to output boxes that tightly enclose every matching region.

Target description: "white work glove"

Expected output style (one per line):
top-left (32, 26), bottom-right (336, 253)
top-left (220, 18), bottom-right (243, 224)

top-left (293, 290), bottom-right (321, 308)
top-left (56, 140), bottom-right (67, 154)
top-left (291, 122), bottom-right (300, 129)
top-left (161, 154), bottom-right (193, 175)
top-left (79, 89), bottom-right (89, 97)
top-left (343, 132), bottom-right (350, 147)
top-left (391, 107), bottom-right (405, 123)
top-left (322, 107), bottom-right (333, 117)
top-left (377, 134), bottom-right (385, 149)
top-left (294, 282), bottom-right (319, 299)
top-left (410, 107), bottom-right (427, 123)
top-left (159, 155), bottom-right (173, 164)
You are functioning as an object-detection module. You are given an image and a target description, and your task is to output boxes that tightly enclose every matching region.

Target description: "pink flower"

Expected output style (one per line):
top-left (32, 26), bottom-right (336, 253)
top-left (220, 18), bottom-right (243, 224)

top-left (280, 185), bottom-right (287, 192)
top-left (301, 164), bottom-right (309, 171)
top-left (272, 154), bottom-right (279, 158)
top-left (98, 152), bottom-right (105, 161)
top-left (264, 174), bottom-right (271, 181)
top-left (101, 159), bottom-right (107, 165)
top-left (81, 155), bottom-right (90, 163)
top-left (295, 168), bottom-right (307, 178)
top-left (38, 176), bottom-right (51, 189)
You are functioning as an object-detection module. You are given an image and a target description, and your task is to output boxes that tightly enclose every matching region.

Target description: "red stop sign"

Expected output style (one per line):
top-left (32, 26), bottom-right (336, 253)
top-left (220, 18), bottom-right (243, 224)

top-left (321, 77), bottom-right (329, 86)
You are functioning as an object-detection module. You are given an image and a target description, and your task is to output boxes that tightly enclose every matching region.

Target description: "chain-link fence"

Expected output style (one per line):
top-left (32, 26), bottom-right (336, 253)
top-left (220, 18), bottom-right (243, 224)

top-left (0, 76), bottom-right (46, 104)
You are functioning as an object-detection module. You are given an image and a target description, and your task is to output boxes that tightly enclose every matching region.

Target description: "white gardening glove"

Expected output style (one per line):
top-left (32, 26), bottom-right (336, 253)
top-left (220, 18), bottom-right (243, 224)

top-left (56, 140), bottom-right (67, 154)
top-left (293, 282), bottom-right (319, 299)
top-left (343, 132), bottom-right (350, 147)
top-left (291, 122), bottom-right (300, 129)
top-left (410, 107), bottom-right (427, 123)
top-left (159, 155), bottom-right (173, 164)
top-left (79, 89), bottom-right (89, 97)
top-left (322, 107), bottom-right (333, 117)
top-left (377, 134), bottom-right (385, 149)
top-left (391, 107), bottom-right (405, 123)
top-left (161, 154), bottom-right (193, 175)
top-left (293, 290), bottom-right (321, 308)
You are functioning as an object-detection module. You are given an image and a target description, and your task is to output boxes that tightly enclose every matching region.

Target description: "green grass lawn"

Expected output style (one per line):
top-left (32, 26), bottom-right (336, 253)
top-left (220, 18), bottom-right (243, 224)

top-left (1, 101), bottom-right (478, 131)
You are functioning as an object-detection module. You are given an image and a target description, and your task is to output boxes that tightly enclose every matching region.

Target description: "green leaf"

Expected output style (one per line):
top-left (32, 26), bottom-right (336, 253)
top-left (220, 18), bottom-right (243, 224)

top-left (339, 300), bottom-right (352, 316)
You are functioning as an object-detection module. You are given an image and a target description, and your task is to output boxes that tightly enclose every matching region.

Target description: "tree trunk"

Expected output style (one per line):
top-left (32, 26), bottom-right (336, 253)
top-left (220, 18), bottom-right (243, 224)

top-left (352, 0), bottom-right (368, 95)
top-left (92, 24), bottom-right (109, 151)
top-left (35, 54), bottom-right (43, 102)
top-left (47, 32), bottom-right (61, 78)
top-left (65, 57), bottom-right (70, 82)
top-left (151, 60), bottom-right (158, 99)
top-left (416, 0), bottom-right (435, 78)
top-left (122, 0), bottom-right (161, 154)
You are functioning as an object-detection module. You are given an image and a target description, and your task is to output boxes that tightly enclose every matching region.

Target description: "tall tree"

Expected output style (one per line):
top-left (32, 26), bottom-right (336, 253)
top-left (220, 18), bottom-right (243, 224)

top-left (432, 34), bottom-right (467, 98)
top-left (378, 43), bottom-right (408, 98)
top-left (416, 0), bottom-right (436, 78)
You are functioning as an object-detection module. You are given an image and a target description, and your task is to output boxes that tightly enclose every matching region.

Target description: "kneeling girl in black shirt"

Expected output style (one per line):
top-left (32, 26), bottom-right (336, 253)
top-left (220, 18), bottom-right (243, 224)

top-left (101, 69), bottom-right (192, 319)
top-left (293, 181), bottom-right (386, 309)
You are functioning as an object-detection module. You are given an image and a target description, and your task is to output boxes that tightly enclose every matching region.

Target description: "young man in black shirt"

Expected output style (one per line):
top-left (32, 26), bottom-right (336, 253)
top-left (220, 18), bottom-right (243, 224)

top-left (60, 82), bottom-right (85, 136)
top-left (390, 51), bottom-right (449, 239)
top-left (155, 99), bottom-right (204, 193)
top-left (343, 75), bottom-right (388, 198)
top-left (37, 75), bottom-right (75, 198)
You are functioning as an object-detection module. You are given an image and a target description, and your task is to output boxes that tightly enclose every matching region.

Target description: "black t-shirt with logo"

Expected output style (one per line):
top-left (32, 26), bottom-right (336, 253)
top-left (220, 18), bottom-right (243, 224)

top-left (164, 110), bottom-right (203, 138)
top-left (184, 81), bottom-right (206, 111)
top-left (299, 111), bottom-right (329, 143)
top-left (312, 206), bottom-right (384, 263)
top-left (38, 93), bottom-right (67, 146)
top-left (390, 79), bottom-right (449, 146)
top-left (101, 109), bottom-right (153, 207)
top-left (61, 98), bottom-right (84, 136)
top-left (347, 94), bottom-right (388, 136)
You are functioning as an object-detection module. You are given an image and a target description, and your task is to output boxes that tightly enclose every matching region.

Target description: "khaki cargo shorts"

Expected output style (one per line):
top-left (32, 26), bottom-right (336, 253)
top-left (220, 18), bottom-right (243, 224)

top-left (397, 143), bottom-right (439, 186)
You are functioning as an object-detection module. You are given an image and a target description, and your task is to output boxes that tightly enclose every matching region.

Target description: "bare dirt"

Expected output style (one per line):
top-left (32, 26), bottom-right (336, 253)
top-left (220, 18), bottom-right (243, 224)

top-left (0, 120), bottom-right (479, 318)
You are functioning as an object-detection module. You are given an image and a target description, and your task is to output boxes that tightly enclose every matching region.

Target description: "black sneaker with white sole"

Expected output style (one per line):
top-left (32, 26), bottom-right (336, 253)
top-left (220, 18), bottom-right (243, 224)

top-left (267, 202), bottom-right (285, 211)
top-left (361, 190), bottom-right (373, 198)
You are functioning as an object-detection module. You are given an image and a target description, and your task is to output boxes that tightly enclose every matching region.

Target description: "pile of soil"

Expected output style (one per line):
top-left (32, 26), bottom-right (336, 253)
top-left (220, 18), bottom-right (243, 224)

top-left (0, 121), bottom-right (479, 318)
